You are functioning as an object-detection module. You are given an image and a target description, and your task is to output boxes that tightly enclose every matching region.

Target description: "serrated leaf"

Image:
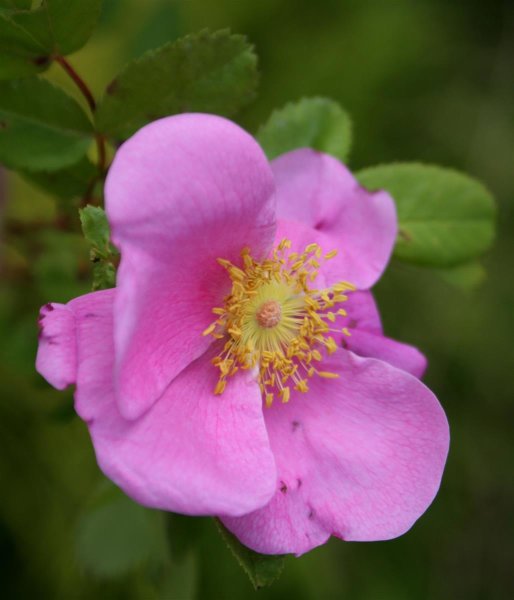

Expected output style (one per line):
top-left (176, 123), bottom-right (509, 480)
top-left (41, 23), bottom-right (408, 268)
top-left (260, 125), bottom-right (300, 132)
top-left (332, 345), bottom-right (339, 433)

top-left (22, 157), bottom-right (97, 200)
top-left (76, 482), bottom-right (167, 579)
top-left (79, 205), bottom-right (117, 290)
top-left (79, 205), bottom-right (111, 256)
top-left (96, 29), bottom-right (258, 138)
top-left (356, 163), bottom-right (496, 267)
top-left (215, 519), bottom-right (285, 590)
top-left (257, 97), bottom-right (352, 162)
top-left (91, 260), bottom-right (116, 291)
top-left (0, 78), bottom-right (93, 171)
top-left (0, 0), bottom-right (102, 80)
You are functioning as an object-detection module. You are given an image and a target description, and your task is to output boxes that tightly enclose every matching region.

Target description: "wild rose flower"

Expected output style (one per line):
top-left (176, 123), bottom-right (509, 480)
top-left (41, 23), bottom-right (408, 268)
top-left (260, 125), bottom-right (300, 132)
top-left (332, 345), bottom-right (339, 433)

top-left (36, 114), bottom-right (449, 556)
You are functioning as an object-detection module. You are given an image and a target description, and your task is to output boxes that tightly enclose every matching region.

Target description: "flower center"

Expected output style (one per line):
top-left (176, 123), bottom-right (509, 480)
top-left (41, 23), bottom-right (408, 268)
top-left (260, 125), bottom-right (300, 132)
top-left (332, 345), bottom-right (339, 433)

top-left (203, 239), bottom-right (355, 406)
top-left (256, 300), bottom-right (282, 328)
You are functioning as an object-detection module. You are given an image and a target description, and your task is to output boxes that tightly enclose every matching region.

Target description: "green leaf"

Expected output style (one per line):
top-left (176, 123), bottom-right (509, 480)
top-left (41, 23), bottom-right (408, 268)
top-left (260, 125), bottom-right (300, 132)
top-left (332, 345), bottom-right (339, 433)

top-left (22, 157), bottom-right (97, 200)
top-left (79, 205), bottom-right (117, 290)
top-left (215, 519), bottom-right (285, 590)
top-left (91, 260), bottom-right (116, 291)
top-left (79, 205), bottom-right (111, 257)
top-left (356, 163), bottom-right (496, 267)
top-left (257, 97), bottom-right (352, 162)
top-left (0, 7), bottom-right (52, 79)
top-left (96, 29), bottom-right (258, 138)
top-left (0, 0), bottom-right (102, 80)
top-left (76, 481), bottom-right (168, 579)
top-left (0, 78), bottom-right (93, 171)
top-left (42, 0), bottom-right (103, 55)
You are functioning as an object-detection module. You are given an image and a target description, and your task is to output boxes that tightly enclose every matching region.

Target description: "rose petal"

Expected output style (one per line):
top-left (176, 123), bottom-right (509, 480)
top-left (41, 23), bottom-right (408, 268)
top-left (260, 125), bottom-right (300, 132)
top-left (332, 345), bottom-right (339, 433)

top-left (105, 114), bottom-right (276, 419)
top-left (222, 350), bottom-right (449, 555)
top-left (272, 149), bottom-right (397, 289)
top-left (345, 330), bottom-right (427, 378)
top-left (339, 290), bottom-right (427, 378)
top-left (36, 289), bottom-right (116, 419)
top-left (274, 218), bottom-right (388, 293)
top-left (37, 289), bottom-right (277, 516)
top-left (90, 354), bottom-right (277, 517)
top-left (36, 302), bottom-right (77, 390)
top-left (336, 289), bottom-right (382, 334)
top-left (68, 290), bottom-right (117, 420)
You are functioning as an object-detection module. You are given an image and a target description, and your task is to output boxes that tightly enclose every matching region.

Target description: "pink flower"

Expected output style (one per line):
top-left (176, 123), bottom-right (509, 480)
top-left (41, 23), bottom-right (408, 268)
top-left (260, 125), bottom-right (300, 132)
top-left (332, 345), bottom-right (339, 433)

top-left (36, 114), bottom-right (449, 556)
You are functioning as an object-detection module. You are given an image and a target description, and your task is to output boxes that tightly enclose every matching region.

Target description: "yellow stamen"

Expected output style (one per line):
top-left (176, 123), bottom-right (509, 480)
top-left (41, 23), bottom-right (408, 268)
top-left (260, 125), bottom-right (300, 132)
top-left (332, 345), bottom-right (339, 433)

top-left (214, 379), bottom-right (227, 395)
top-left (204, 239), bottom-right (355, 406)
top-left (202, 323), bottom-right (217, 336)
top-left (280, 387), bottom-right (291, 403)
top-left (316, 371), bottom-right (340, 379)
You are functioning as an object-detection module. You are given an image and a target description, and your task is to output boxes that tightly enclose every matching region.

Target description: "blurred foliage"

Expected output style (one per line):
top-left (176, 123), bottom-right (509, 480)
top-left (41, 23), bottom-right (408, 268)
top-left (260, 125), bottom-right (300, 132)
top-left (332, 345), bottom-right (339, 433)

top-left (75, 481), bottom-right (169, 580)
top-left (257, 97), bottom-right (352, 162)
top-left (0, 0), bottom-right (101, 79)
top-left (357, 164), bottom-right (496, 267)
top-left (95, 29), bottom-right (259, 138)
top-left (0, 78), bottom-right (94, 171)
top-left (214, 520), bottom-right (285, 590)
top-left (79, 205), bottom-right (117, 290)
top-left (1, 0), bottom-right (513, 599)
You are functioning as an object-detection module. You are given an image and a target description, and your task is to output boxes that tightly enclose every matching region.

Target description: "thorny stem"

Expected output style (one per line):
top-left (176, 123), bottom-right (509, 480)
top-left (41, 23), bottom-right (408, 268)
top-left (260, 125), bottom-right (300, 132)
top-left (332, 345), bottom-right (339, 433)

top-left (55, 55), bottom-right (107, 176)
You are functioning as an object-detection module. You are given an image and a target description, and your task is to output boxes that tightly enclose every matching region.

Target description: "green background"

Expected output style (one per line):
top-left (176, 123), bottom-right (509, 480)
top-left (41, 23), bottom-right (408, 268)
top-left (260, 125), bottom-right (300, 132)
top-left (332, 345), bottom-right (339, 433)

top-left (1, 0), bottom-right (513, 598)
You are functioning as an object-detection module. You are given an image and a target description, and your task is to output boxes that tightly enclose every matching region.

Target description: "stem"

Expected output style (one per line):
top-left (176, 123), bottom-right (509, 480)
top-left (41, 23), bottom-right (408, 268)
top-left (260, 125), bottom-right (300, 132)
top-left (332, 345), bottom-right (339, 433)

top-left (96, 134), bottom-right (106, 173)
top-left (55, 55), bottom-right (107, 176)
top-left (80, 173), bottom-right (100, 208)
top-left (55, 55), bottom-right (96, 112)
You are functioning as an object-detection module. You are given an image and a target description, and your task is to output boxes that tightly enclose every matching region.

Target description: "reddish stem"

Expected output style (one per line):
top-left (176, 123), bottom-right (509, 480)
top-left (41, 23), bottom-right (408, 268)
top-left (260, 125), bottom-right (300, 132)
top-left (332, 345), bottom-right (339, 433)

top-left (95, 134), bottom-right (107, 173)
top-left (55, 55), bottom-right (96, 113)
top-left (55, 55), bottom-right (107, 176)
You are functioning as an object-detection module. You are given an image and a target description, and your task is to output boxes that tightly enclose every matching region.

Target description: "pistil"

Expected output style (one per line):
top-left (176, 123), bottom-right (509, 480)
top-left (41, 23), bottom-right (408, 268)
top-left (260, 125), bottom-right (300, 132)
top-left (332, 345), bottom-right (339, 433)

top-left (256, 300), bottom-right (282, 328)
